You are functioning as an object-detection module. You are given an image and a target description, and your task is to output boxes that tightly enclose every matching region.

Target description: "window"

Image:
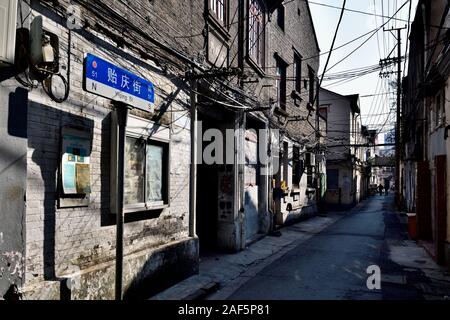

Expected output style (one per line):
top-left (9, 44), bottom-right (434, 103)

top-left (276, 57), bottom-right (287, 110)
top-left (248, 0), bottom-right (265, 67)
top-left (277, 5), bottom-right (285, 31)
top-left (292, 146), bottom-right (302, 189)
top-left (210, 0), bottom-right (227, 25)
top-left (319, 106), bottom-right (328, 120)
top-left (308, 66), bottom-right (315, 105)
top-left (307, 167), bottom-right (314, 188)
top-left (124, 137), bottom-right (169, 209)
top-left (0, 0), bottom-right (18, 65)
top-left (293, 52), bottom-right (302, 92)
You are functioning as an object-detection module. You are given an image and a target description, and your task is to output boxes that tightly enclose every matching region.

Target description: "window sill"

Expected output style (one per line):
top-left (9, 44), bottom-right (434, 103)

top-left (124, 204), bottom-right (169, 214)
top-left (245, 55), bottom-right (265, 78)
top-left (274, 106), bottom-right (288, 117)
top-left (207, 12), bottom-right (231, 41)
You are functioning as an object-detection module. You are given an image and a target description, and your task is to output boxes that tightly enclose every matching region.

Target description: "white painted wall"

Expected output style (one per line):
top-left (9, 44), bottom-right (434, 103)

top-left (319, 89), bottom-right (351, 161)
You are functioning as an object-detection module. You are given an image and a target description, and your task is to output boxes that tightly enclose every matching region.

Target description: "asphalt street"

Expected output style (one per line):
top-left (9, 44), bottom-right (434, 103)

top-left (227, 195), bottom-right (393, 300)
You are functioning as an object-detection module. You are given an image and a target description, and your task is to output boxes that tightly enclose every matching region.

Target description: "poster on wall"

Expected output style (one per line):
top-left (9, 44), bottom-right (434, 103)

top-left (61, 129), bottom-right (92, 195)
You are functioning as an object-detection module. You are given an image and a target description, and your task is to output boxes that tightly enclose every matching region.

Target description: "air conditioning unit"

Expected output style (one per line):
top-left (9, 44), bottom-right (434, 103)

top-left (0, 0), bottom-right (18, 66)
top-left (305, 152), bottom-right (315, 167)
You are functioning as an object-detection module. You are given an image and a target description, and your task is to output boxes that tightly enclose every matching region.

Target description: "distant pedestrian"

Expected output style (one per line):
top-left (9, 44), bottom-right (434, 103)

top-left (384, 180), bottom-right (390, 196)
top-left (378, 184), bottom-right (384, 196)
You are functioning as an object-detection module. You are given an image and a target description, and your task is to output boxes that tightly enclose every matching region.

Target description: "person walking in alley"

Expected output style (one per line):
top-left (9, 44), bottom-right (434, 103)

top-left (378, 184), bottom-right (384, 196)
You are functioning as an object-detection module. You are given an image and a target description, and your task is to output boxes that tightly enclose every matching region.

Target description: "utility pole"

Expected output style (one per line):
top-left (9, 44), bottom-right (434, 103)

top-left (114, 104), bottom-right (130, 301)
top-left (381, 26), bottom-right (406, 206)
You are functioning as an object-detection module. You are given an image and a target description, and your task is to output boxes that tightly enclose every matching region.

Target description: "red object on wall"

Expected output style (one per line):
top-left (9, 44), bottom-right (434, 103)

top-left (407, 213), bottom-right (417, 240)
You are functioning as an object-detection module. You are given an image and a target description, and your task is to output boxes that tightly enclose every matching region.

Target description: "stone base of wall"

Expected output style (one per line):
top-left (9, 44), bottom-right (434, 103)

top-left (22, 237), bottom-right (199, 300)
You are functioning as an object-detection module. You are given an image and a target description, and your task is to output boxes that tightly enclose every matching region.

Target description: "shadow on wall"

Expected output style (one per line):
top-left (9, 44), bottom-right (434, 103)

top-left (8, 88), bottom-right (28, 138)
top-left (28, 102), bottom-right (94, 283)
top-left (100, 112), bottom-right (113, 226)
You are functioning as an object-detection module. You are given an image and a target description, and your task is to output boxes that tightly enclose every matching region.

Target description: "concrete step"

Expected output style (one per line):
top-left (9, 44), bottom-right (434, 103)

top-left (150, 275), bottom-right (219, 300)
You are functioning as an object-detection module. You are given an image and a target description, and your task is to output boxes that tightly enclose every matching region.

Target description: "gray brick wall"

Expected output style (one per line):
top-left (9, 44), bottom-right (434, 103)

top-left (1, 0), bottom-right (323, 299)
top-left (268, 0), bottom-right (320, 141)
top-left (21, 4), bottom-right (193, 297)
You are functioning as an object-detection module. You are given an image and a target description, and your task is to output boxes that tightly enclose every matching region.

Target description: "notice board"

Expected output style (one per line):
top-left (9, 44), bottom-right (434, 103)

top-left (59, 127), bottom-right (92, 208)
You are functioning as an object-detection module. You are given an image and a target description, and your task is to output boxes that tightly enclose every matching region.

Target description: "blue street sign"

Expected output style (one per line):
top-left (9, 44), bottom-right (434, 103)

top-left (84, 53), bottom-right (155, 112)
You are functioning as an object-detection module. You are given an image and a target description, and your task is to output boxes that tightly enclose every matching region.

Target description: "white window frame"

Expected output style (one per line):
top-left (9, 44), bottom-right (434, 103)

top-left (110, 114), bottom-right (171, 215)
top-left (123, 134), bottom-right (170, 213)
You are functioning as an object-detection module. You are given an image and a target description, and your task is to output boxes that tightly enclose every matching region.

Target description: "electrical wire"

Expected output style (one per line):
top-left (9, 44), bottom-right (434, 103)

top-left (316, 0), bottom-right (346, 100)
top-left (41, 73), bottom-right (70, 103)
top-left (403, 0), bottom-right (413, 77)
top-left (324, 0), bottom-right (410, 75)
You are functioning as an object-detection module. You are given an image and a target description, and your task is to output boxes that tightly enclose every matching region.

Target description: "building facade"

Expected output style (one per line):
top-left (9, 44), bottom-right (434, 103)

top-left (267, 1), bottom-right (321, 225)
top-left (319, 88), bottom-right (370, 210)
top-left (401, 0), bottom-right (450, 266)
top-left (0, 0), bottom-right (322, 299)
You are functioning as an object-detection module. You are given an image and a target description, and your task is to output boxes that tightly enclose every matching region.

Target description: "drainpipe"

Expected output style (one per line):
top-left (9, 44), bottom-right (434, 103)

top-left (315, 77), bottom-right (320, 208)
top-left (239, 110), bottom-right (246, 250)
top-left (189, 77), bottom-right (198, 238)
top-left (232, 110), bottom-right (246, 250)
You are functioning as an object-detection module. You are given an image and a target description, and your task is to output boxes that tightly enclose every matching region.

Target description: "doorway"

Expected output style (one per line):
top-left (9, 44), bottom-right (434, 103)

top-left (195, 110), bottom-right (236, 254)
top-left (196, 112), bottom-right (219, 253)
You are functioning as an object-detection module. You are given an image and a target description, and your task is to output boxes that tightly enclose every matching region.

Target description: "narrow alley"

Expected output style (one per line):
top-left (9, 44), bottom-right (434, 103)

top-left (1, 0), bottom-right (450, 306)
top-left (215, 195), bottom-right (450, 300)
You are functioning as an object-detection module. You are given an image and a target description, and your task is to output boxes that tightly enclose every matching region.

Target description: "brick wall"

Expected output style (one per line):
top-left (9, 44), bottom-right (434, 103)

top-left (20, 2), bottom-right (195, 299)
top-left (268, 0), bottom-right (320, 140)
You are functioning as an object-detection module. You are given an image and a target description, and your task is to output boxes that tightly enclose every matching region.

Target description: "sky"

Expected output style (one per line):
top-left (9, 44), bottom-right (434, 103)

top-left (307, 0), bottom-right (418, 141)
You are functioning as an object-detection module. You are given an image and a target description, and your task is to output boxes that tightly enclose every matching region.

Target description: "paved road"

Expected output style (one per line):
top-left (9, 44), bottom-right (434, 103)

top-left (228, 196), bottom-right (391, 300)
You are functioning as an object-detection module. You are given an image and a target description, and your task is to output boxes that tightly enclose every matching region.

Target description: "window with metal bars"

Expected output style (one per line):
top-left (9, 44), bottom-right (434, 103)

top-left (210, 0), bottom-right (227, 25)
top-left (248, 0), bottom-right (265, 67)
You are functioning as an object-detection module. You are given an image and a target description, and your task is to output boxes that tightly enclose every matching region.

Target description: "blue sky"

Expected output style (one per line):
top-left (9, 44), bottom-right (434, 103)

top-left (307, 0), bottom-right (418, 137)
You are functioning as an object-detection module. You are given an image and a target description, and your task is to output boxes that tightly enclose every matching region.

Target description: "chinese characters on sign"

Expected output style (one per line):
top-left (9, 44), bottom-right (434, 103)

top-left (84, 53), bottom-right (155, 112)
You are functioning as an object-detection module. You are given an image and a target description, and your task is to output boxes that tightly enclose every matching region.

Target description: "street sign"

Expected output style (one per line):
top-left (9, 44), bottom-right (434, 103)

top-left (84, 53), bottom-right (155, 112)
